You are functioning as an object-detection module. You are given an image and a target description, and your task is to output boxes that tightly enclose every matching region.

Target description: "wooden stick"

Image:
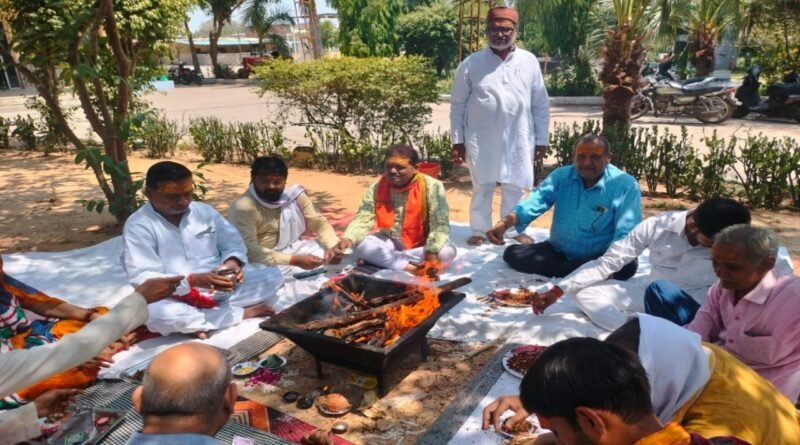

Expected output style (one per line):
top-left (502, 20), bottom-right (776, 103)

top-left (368, 277), bottom-right (472, 306)
top-left (327, 281), bottom-right (371, 310)
top-left (298, 294), bottom-right (424, 331)
top-left (323, 318), bottom-right (385, 338)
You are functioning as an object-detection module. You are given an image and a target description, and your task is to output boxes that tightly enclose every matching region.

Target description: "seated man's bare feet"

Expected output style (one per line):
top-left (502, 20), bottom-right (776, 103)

top-left (513, 234), bottom-right (535, 245)
top-left (195, 331), bottom-right (209, 339)
top-left (467, 235), bottom-right (486, 246)
top-left (243, 302), bottom-right (276, 319)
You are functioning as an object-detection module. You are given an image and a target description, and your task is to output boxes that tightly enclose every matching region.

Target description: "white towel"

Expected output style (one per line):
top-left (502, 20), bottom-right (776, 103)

top-left (248, 183), bottom-right (306, 251)
top-left (635, 313), bottom-right (712, 423)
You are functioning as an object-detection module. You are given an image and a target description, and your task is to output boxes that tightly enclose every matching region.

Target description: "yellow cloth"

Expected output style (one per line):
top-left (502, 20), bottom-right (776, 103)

top-left (634, 422), bottom-right (692, 445)
top-left (228, 190), bottom-right (340, 265)
top-left (674, 343), bottom-right (800, 445)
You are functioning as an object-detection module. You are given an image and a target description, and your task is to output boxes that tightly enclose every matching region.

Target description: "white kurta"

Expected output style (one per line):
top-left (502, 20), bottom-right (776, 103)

top-left (122, 202), bottom-right (284, 335)
top-left (555, 210), bottom-right (795, 330)
top-left (556, 211), bottom-right (712, 331)
top-left (450, 46), bottom-right (550, 189)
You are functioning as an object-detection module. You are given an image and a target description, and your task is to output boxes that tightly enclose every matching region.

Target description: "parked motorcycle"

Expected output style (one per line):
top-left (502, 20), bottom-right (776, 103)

top-left (734, 65), bottom-right (800, 122)
top-left (168, 62), bottom-right (203, 86)
top-left (631, 75), bottom-right (736, 124)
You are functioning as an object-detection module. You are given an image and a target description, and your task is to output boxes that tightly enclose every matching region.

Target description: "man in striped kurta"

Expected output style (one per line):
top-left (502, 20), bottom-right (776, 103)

top-left (335, 144), bottom-right (456, 274)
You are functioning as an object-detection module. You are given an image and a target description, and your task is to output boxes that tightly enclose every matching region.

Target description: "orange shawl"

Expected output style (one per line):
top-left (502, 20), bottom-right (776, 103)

top-left (375, 173), bottom-right (428, 249)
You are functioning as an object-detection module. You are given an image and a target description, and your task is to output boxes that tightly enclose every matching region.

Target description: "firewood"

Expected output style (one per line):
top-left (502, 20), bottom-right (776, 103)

top-left (323, 318), bottom-right (385, 338)
top-left (346, 327), bottom-right (383, 344)
top-left (327, 281), bottom-right (371, 309)
top-left (298, 294), bottom-right (424, 331)
top-left (368, 277), bottom-right (472, 306)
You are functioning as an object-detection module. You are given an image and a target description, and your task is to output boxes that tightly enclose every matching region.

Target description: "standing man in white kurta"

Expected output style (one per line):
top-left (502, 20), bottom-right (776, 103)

top-left (122, 161), bottom-right (283, 337)
top-left (450, 6), bottom-right (550, 246)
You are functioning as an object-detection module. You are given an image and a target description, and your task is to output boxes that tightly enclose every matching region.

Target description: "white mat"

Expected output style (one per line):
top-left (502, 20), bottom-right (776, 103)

top-left (2, 237), bottom-right (343, 378)
top-left (4, 223), bottom-right (794, 376)
top-left (446, 371), bottom-right (528, 445)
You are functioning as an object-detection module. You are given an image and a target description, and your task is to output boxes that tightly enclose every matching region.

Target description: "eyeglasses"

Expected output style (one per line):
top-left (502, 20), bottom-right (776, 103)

top-left (487, 27), bottom-right (515, 35)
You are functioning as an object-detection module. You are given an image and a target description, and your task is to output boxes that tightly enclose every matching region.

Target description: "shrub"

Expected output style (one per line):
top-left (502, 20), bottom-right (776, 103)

top-left (254, 55), bottom-right (439, 170)
top-left (733, 134), bottom-right (799, 209)
top-left (189, 116), bottom-right (230, 163)
top-left (138, 113), bottom-right (182, 158)
top-left (0, 117), bottom-right (8, 148)
top-left (548, 120), bottom-right (602, 167)
top-left (545, 50), bottom-right (600, 96)
top-left (11, 115), bottom-right (36, 150)
top-left (418, 128), bottom-right (454, 178)
top-left (698, 131), bottom-right (736, 199)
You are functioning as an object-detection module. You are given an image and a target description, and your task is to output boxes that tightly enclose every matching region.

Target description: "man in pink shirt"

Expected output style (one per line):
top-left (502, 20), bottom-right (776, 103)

top-left (686, 224), bottom-right (800, 403)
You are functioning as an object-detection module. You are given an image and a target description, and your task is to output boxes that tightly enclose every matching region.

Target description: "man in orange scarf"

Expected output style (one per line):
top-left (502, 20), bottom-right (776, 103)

top-left (336, 144), bottom-right (456, 274)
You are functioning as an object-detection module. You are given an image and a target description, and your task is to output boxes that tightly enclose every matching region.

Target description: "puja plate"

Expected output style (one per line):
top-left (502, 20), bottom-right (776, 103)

top-left (482, 288), bottom-right (536, 308)
top-left (497, 413), bottom-right (541, 440)
top-left (316, 404), bottom-right (351, 417)
top-left (502, 345), bottom-right (548, 379)
top-left (501, 351), bottom-right (525, 379)
top-left (232, 361), bottom-right (260, 377)
top-left (45, 408), bottom-right (125, 445)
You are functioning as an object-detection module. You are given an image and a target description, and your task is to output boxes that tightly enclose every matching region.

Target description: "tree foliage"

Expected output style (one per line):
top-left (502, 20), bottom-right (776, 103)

top-left (595, 0), bottom-right (658, 137)
top-left (513, 0), bottom-right (596, 59)
top-left (200, 0), bottom-right (246, 71)
top-left (740, 0), bottom-right (800, 82)
top-left (254, 56), bottom-right (439, 149)
top-left (327, 0), bottom-right (403, 56)
top-left (320, 20), bottom-right (338, 49)
top-left (396, 0), bottom-right (459, 75)
top-left (1, 0), bottom-right (193, 222)
top-left (241, 0), bottom-right (294, 56)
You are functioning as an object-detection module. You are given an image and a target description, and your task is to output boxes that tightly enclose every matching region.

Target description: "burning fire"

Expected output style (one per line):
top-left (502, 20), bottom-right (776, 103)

top-left (383, 275), bottom-right (441, 346)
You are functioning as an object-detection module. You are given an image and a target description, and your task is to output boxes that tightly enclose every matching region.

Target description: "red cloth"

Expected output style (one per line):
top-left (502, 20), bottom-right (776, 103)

top-left (487, 7), bottom-right (518, 24)
top-left (375, 174), bottom-right (427, 250)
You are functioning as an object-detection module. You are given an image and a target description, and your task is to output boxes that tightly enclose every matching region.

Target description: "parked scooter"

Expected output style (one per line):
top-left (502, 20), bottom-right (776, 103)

top-left (734, 65), bottom-right (800, 122)
top-left (631, 74), bottom-right (736, 124)
top-left (168, 62), bottom-right (203, 86)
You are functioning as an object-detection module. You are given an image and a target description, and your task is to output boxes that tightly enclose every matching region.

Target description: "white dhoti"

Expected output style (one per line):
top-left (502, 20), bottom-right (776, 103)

top-left (570, 279), bottom-right (649, 331)
top-left (145, 265), bottom-right (284, 335)
top-left (354, 233), bottom-right (457, 273)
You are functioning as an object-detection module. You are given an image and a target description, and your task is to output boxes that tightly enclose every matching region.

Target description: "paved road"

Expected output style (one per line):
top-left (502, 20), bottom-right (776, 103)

top-left (148, 84), bottom-right (799, 146)
top-left (2, 83), bottom-right (797, 146)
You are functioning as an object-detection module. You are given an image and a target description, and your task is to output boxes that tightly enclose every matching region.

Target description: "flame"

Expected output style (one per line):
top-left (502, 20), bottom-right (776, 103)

top-left (383, 281), bottom-right (441, 346)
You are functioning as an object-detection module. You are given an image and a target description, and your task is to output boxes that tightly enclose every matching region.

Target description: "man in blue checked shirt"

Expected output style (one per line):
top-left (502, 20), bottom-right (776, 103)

top-left (486, 134), bottom-right (642, 280)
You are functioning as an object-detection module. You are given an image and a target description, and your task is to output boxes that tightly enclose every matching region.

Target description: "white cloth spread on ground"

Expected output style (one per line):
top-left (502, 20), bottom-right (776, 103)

top-left (248, 184), bottom-right (306, 251)
top-left (3, 223), bottom-right (794, 378)
top-left (635, 314), bottom-right (711, 424)
top-left (450, 47), bottom-right (550, 190)
top-left (121, 201), bottom-right (284, 335)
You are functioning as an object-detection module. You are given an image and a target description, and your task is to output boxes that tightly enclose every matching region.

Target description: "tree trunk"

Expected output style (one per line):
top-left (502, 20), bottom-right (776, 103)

top-left (602, 86), bottom-right (633, 140)
top-left (185, 20), bottom-right (201, 72)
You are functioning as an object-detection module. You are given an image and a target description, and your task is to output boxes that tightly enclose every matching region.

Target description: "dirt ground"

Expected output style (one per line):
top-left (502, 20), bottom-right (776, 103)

top-left (2, 148), bottom-right (799, 258)
top-left (1, 148), bottom-right (799, 444)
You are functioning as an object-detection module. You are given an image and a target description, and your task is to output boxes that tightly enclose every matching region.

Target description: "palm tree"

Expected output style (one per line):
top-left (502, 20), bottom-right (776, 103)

top-left (595, 0), bottom-right (659, 136)
top-left (685, 0), bottom-right (736, 76)
top-left (241, 0), bottom-right (295, 57)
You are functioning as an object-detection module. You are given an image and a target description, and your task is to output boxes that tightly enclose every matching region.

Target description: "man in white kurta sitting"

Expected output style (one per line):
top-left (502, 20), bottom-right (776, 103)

top-left (228, 156), bottom-right (341, 276)
top-left (450, 6), bottom-right (550, 246)
top-left (122, 161), bottom-right (283, 338)
top-left (530, 198), bottom-right (751, 331)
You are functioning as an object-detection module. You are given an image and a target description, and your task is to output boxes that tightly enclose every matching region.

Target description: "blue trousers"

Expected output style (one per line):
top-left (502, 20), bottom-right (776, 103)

top-left (643, 280), bottom-right (701, 326)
